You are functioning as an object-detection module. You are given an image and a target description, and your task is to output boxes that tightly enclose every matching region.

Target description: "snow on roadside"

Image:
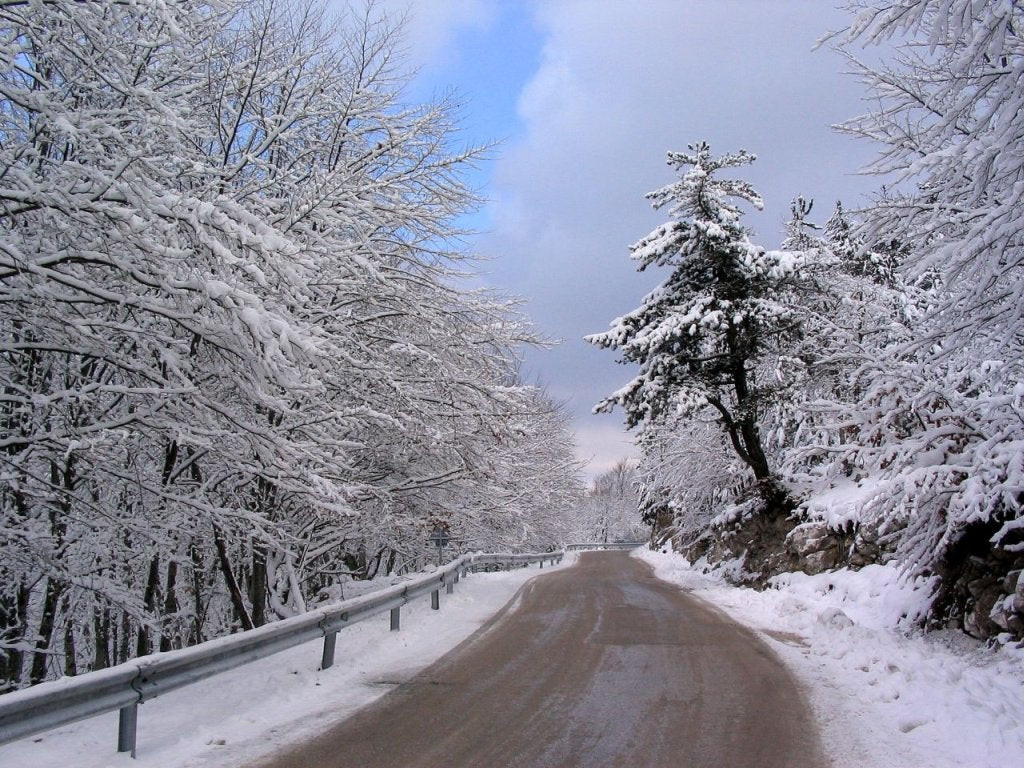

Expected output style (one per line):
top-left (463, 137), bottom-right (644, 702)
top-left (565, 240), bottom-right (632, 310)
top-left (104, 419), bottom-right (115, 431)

top-left (635, 547), bottom-right (1024, 768)
top-left (0, 557), bottom-right (573, 768)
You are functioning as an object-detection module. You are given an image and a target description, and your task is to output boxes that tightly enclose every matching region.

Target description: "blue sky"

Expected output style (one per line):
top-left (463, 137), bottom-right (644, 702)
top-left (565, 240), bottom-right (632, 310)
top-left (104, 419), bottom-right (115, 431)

top-left (374, 0), bottom-right (883, 482)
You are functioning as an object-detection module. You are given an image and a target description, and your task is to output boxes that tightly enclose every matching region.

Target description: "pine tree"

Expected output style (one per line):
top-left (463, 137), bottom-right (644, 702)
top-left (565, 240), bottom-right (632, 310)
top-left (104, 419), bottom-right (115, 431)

top-left (587, 143), bottom-right (803, 491)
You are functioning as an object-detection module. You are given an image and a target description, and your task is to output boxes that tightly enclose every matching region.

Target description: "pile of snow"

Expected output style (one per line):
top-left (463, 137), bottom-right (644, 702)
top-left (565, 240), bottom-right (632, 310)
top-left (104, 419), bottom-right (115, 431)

top-left (636, 548), bottom-right (1024, 768)
top-left (796, 478), bottom-right (883, 530)
top-left (0, 558), bottom-right (572, 768)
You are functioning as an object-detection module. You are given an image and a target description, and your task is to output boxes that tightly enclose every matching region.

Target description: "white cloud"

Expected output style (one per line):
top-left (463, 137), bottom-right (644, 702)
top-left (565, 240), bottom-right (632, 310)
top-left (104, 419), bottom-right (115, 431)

top-left (573, 417), bottom-right (640, 483)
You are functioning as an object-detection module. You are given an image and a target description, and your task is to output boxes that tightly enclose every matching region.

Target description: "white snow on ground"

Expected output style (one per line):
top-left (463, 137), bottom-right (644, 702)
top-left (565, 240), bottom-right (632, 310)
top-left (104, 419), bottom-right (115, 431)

top-left (0, 557), bottom-right (573, 768)
top-left (635, 547), bottom-right (1024, 768)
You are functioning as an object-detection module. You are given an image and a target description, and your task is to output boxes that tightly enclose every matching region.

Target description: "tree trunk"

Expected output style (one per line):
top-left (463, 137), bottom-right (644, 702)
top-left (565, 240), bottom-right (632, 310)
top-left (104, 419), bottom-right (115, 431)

top-left (93, 605), bottom-right (110, 671)
top-left (726, 335), bottom-right (772, 481)
top-left (118, 611), bottom-right (131, 665)
top-left (0, 581), bottom-right (31, 690)
top-left (30, 454), bottom-right (74, 683)
top-left (213, 523), bottom-right (254, 631)
top-left (250, 542), bottom-right (267, 628)
top-left (366, 549), bottom-right (384, 580)
top-left (248, 474), bottom-right (277, 628)
top-left (159, 559), bottom-right (179, 652)
top-left (62, 596), bottom-right (77, 677)
top-left (136, 554), bottom-right (161, 657)
top-left (189, 542), bottom-right (207, 645)
top-left (739, 417), bottom-right (772, 481)
top-left (29, 577), bottom-right (64, 684)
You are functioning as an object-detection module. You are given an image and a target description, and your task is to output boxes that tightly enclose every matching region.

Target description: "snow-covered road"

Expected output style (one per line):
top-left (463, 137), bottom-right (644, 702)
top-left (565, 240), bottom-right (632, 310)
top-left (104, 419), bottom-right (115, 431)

top-left (255, 550), bottom-right (822, 768)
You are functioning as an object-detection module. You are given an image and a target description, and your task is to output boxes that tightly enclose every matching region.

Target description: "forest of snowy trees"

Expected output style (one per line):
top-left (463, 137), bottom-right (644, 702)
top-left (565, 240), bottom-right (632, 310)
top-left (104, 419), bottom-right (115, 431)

top-left (591, 0), bottom-right (1024, 641)
top-left (0, 0), bottom-right (584, 692)
top-left (572, 460), bottom-right (647, 545)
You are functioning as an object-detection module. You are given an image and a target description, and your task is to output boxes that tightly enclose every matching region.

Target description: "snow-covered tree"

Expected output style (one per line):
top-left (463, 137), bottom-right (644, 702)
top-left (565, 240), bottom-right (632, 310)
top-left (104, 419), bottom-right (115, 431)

top-left (635, 414), bottom-right (746, 546)
top-left (587, 143), bottom-right (806, 495)
top-left (771, 200), bottom-right (920, 485)
top-left (822, 2), bottom-right (1024, 594)
top-left (574, 460), bottom-right (645, 543)
top-left (834, 0), bottom-right (1024, 358)
top-left (0, 0), bottom-right (306, 685)
top-left (0, 0), bottom-right (582, 690)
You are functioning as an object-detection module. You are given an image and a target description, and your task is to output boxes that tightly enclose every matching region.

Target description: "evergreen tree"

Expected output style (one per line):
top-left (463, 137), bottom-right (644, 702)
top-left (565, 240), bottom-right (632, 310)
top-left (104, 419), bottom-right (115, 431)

top-left (587, 143), bottom-right (803, 490)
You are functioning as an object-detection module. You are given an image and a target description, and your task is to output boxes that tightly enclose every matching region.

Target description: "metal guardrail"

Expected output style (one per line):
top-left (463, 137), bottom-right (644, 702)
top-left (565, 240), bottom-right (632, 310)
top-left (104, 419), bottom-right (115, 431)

top-left (565, 541), bottom-right (647, 551)
top-left (0, 549), bottom-right (562, 757)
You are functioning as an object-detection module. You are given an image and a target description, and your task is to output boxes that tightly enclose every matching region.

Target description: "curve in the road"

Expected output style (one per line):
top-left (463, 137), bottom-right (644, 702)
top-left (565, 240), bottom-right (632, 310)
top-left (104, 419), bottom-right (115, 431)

top-left (257, 551), bottom-right (826, 768)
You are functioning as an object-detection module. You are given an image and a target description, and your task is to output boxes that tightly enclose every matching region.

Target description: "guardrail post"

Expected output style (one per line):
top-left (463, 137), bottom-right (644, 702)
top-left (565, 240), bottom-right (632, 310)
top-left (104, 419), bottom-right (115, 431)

top-left (390, 606), bottom-right (401, 631)
top-left (445, 577), bottom-right (454, 595)
top-left (321, 631), bottom-right (337, 670)
top-left (431, 589), bottom-right (440, 610)
top-left (117, 703), bottom-right (138, 757)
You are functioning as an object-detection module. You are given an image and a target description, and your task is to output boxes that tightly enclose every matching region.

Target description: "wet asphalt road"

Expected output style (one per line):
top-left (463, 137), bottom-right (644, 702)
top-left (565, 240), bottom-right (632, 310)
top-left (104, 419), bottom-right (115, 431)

top-left (256, 551), bottom-right (826, 768)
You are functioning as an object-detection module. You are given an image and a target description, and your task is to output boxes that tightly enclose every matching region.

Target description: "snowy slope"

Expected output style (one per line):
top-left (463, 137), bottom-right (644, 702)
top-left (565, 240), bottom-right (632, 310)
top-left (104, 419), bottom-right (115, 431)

top-left (636, 548), bottom-right (1024, 768)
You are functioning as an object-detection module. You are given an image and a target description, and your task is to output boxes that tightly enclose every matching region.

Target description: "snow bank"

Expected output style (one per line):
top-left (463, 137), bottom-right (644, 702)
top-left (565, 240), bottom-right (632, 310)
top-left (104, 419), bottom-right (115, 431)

top-left (636, 547), bottom-right (1024, 768)
top-left (0, 558), bottom-right (573, 768)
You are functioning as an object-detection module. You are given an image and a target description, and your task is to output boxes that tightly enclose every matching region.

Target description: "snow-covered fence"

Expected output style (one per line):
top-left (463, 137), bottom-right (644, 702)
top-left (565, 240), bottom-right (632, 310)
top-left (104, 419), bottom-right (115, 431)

top-left (0, 550), bottom-right (562, 758)
top-left (565, 541), bottom-right (647, 551)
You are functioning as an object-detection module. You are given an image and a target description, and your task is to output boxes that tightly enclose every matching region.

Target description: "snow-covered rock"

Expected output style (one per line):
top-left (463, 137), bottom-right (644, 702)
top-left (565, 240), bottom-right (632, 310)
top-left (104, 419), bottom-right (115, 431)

top-left (786, 522), bottom-right (841, 574)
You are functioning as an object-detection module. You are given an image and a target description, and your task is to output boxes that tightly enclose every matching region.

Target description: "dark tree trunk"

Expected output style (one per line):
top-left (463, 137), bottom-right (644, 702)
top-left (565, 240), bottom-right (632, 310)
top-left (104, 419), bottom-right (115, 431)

top-left (62, 597), bottom-right (77, 677)
top-left (250, 543), bottom-right (267, 628)
top-left (247, 474), bottom-right (277, 628)
top-left (0, 581), bottom-right (31, 690)
top-left (726, 328), bottom-right (772, 482)
top-left (29, 577), bottom-right (64, 684)
top-left (189, 542), bottom-right (208, 645)
top-left (213, 524), bottom-right (254, 631)
top-left (136, 555), bottom-right (161, 657)
top-left (93, 605), bottom-right (110, 671)
top-left (738, 418), bottom-right (771, 481)
top-left (159, 559), bottom-right (179, 652)
top-left (30, 453), bottom-right (75, 683)
top-left (118, 611), bottom-right (131, 665)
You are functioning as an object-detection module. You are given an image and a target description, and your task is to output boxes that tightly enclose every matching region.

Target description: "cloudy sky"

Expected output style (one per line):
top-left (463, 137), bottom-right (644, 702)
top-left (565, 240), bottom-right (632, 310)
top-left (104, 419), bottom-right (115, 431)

top-left (372, 0), bottom-right (882, 482)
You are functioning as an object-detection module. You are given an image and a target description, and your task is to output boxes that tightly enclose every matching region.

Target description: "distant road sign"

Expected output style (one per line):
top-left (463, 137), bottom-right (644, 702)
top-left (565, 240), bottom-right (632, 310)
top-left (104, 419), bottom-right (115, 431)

top-left (428, 526), bottom-right (450, 546)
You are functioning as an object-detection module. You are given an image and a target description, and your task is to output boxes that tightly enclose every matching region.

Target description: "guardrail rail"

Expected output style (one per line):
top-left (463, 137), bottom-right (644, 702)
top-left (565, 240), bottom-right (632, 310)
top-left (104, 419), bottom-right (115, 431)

top-left (565, 541), bottom-right (647, 551)
top-left (0, 550), bottom-right (563, 758)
